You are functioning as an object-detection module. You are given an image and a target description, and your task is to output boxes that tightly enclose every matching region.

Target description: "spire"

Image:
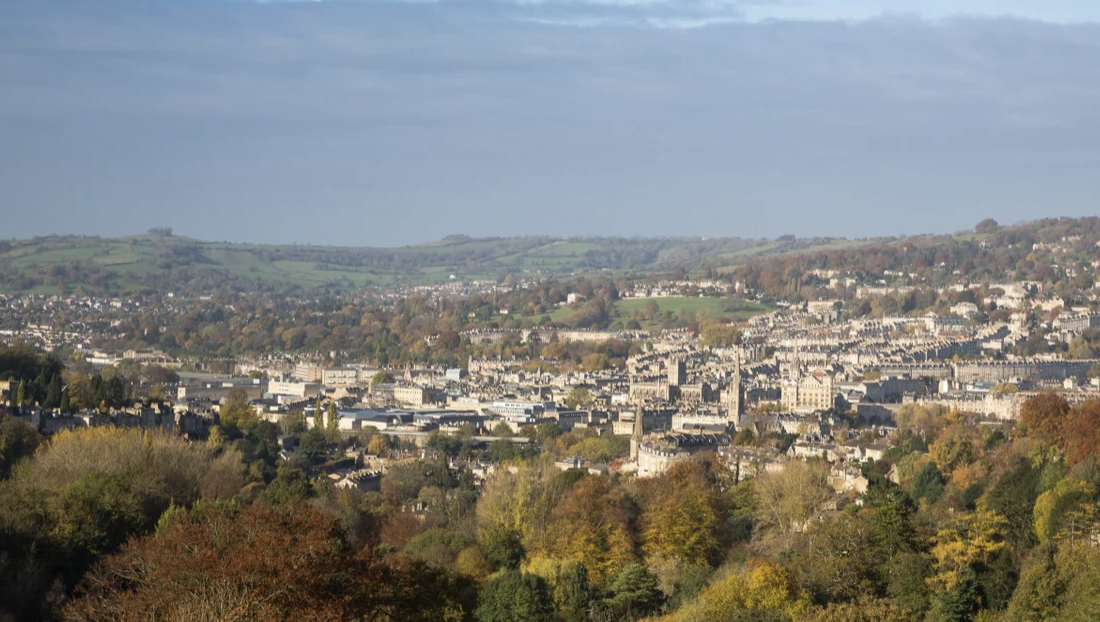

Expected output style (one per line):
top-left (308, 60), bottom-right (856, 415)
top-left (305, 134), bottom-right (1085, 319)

top-left (630, 405), bottom-right (644, 461)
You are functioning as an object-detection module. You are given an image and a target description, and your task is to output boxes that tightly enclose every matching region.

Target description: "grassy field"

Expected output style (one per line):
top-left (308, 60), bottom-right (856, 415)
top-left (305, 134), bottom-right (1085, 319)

top-left (616, 297), bottom-right (772, 320)
top-left (545, 296), bottom-right (773, 327)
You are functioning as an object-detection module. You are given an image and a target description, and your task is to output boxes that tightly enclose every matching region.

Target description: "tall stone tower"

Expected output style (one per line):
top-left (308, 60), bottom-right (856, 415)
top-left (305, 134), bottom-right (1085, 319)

top-left (668, 358), bottom-right (686, 387)
top-left (725, 353), bottom-right (742, 425)
top-left (630, 405), bottom-right (645, 461)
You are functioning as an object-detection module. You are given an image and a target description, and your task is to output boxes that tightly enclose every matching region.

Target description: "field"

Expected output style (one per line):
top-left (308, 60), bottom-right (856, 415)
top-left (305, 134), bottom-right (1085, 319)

top-left (545, 296), bottom-right (774, 328)
top-left (616, 296), bottom-right (767, 319)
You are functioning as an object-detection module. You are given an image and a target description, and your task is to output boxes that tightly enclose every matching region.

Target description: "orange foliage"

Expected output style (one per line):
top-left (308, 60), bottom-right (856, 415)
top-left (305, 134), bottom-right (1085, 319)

top-left (1019, 393), bottom-right (1071, 445)
top-left (1061, 401), bottom-right (1100, 466)
top-left (62, 502), bottom-right (468, 622)
top-left (1021, 395), bottom-right (1100, 466)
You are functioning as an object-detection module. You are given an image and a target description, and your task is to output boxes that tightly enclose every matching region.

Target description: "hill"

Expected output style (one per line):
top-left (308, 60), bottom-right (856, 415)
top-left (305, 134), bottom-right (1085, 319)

top-left (0, 233), bottom-right (887, 295)
top-left (2, 218), bottom-right (1093, 296)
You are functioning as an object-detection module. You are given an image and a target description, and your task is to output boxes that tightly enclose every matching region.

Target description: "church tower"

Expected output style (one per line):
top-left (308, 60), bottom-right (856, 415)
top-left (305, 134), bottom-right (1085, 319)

top-left (630, 405), bottom-right (645, 461)
top-left (725, 353), bottom-right (742, 425)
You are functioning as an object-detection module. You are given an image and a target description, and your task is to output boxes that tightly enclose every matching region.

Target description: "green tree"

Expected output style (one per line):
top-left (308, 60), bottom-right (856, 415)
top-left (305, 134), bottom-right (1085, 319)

top-left (262, 469), bottom-right (314, 505)
top-left (910, 461), bottom-right (946, 506)
top-left (45, 373), bottom-right (62, 409)
top-left (1033, 479), bottom-right (1095, 544)
top-left (16, 379), bottom-right (27, 407)
top-left (563, 387), bottom-right (594, 410)
top-left (701, 322), bottom-right (742, 348)
top-left (428, 430), bottom-right (462, 457)
top-left (283, 409), bottom-right (307, 434)
top-left (0, 416), bottom-right (42, 479)
top-left (372, 370), bottom-right (396, 386)
top-left (299, 427), bottom-right (327, 460)
top-left (59, 387), bottom-right (71, 413)
top-left (982, 457), bottom-right (1041, 549)
top-left (600, 562), bottom-right (663, 620)
top-left (476, 571), bottom-right (554, 622)
top-left (555, 562), bottom-right (595, 622)
top-left (218, 389), bottom-right (258, 432)
top-left (480, 523), bottom-right (526, 571)
top-left (325, 401), bottom-right (340, 439)
top-left (535, 422), bottom-right (563, 445)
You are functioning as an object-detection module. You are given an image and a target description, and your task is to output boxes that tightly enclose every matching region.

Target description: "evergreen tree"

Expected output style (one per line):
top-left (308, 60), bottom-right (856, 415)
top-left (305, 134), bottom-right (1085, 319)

top-left (15, 379), bottom-right (26, 407)
top-left (326, 402), bottom-right (340, 439)
top-left (59, 387), bottom-right (71, 413)
top-left (556, 563), bottom-right (594, 622)
top-left (475, 571), bottom-right (553, 622)
top-left (45, 373), bottom-right (62, 409)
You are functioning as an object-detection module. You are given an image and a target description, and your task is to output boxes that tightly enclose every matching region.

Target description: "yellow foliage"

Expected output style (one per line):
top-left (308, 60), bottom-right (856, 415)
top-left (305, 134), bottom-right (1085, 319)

top-left (1034, 479), bottom-right (1095, 544)
top-left (929, 510), bottom-right (1009, 591)
top-left (675, 562), bottom-right (809, 622)
top-left (25, 426), bottom-right (207, 502)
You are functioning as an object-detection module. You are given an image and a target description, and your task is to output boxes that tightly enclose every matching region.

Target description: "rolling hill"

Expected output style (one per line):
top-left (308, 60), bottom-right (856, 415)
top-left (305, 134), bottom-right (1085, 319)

top-left (0, 233), bottom-right (890, 295)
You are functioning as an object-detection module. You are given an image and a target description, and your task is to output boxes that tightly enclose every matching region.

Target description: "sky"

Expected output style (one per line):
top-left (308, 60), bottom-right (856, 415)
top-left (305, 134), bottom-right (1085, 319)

top-left (2, 0), bottom-right (1099, 247)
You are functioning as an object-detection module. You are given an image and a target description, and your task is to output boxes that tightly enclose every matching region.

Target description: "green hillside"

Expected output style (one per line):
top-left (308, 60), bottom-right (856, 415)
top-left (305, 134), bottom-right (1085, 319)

top-left (0, 233), bottom-right (787, 294)
top-left (0, 223), bottom-right (1022, 296)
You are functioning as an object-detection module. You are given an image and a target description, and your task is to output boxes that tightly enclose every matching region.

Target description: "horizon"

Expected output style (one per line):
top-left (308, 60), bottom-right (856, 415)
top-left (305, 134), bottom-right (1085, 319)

top-left (0, 218), bottom-right (1030, 249)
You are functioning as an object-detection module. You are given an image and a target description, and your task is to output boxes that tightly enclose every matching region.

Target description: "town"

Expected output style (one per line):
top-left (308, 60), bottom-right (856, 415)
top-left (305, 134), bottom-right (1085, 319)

top-left (4, 218), bottom-right (1100, 621)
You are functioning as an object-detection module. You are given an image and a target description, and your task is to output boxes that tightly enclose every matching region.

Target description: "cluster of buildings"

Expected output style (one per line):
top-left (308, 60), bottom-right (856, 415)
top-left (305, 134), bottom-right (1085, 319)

top-left (6, 273), bottom-right (1100, 497)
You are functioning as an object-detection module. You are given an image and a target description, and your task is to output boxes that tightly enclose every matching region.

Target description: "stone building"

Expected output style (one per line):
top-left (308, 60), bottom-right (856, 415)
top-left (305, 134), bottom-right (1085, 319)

top-left (636, 433), bottom-right (730, 478)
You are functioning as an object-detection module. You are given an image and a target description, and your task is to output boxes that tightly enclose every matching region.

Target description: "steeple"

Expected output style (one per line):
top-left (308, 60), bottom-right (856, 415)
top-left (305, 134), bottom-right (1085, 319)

top-left (630, 405), bottom-right (644, 461)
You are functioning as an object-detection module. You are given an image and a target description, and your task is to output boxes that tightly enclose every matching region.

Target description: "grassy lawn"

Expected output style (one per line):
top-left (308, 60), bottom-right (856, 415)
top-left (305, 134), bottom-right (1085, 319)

top-left (546, 296), bottom-right (773, 328)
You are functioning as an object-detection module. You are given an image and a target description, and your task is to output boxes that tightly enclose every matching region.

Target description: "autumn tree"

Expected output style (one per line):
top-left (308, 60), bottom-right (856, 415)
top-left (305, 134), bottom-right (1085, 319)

top-left (676, 561), bottom-right (809, 622)
top-left (928, 509), bottom-right (1012, 616)
top-left (753, 460), bottom-right (833, 551)
top-left (1019, 393), bottom-right (1071, 445)
top-left (62, 502), bottom-right (472, 622)
top-left (640, 461), bottom-right (723, 568)
top-left (546, 476), bottom-right (637, 586)
top-left (1061, 400), bottom-right (1100, 466)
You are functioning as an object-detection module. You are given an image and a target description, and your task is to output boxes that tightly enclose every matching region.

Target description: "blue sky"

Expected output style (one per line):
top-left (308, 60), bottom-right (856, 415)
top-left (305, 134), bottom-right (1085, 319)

top-left (2, 0), bottom-right (1099, 245)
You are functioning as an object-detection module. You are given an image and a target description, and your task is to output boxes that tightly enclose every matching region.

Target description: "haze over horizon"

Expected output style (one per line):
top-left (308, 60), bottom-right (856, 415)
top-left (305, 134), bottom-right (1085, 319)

top-left (3, 0), bottom-right (1099, 246)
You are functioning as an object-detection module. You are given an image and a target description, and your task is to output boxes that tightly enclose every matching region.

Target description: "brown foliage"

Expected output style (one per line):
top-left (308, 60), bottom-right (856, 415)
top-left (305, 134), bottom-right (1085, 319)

top-left (62, 502), bottom-right (468, 622)
top-left (1062, 401), bottom-right (1100, 467)
top-left (1021, 395), bottom-right (1100, 466)
top-left (1019, 393), bottom-right (1071, 445)
top-left (198, 448), bottom-right (247, 501)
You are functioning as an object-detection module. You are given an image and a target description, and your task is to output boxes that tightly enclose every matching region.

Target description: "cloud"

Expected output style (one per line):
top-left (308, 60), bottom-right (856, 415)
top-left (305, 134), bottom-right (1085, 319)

top-left (1, 0), bottom-right (1099, 244)
top-left (198, 0), bottom-right (1100, 26)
